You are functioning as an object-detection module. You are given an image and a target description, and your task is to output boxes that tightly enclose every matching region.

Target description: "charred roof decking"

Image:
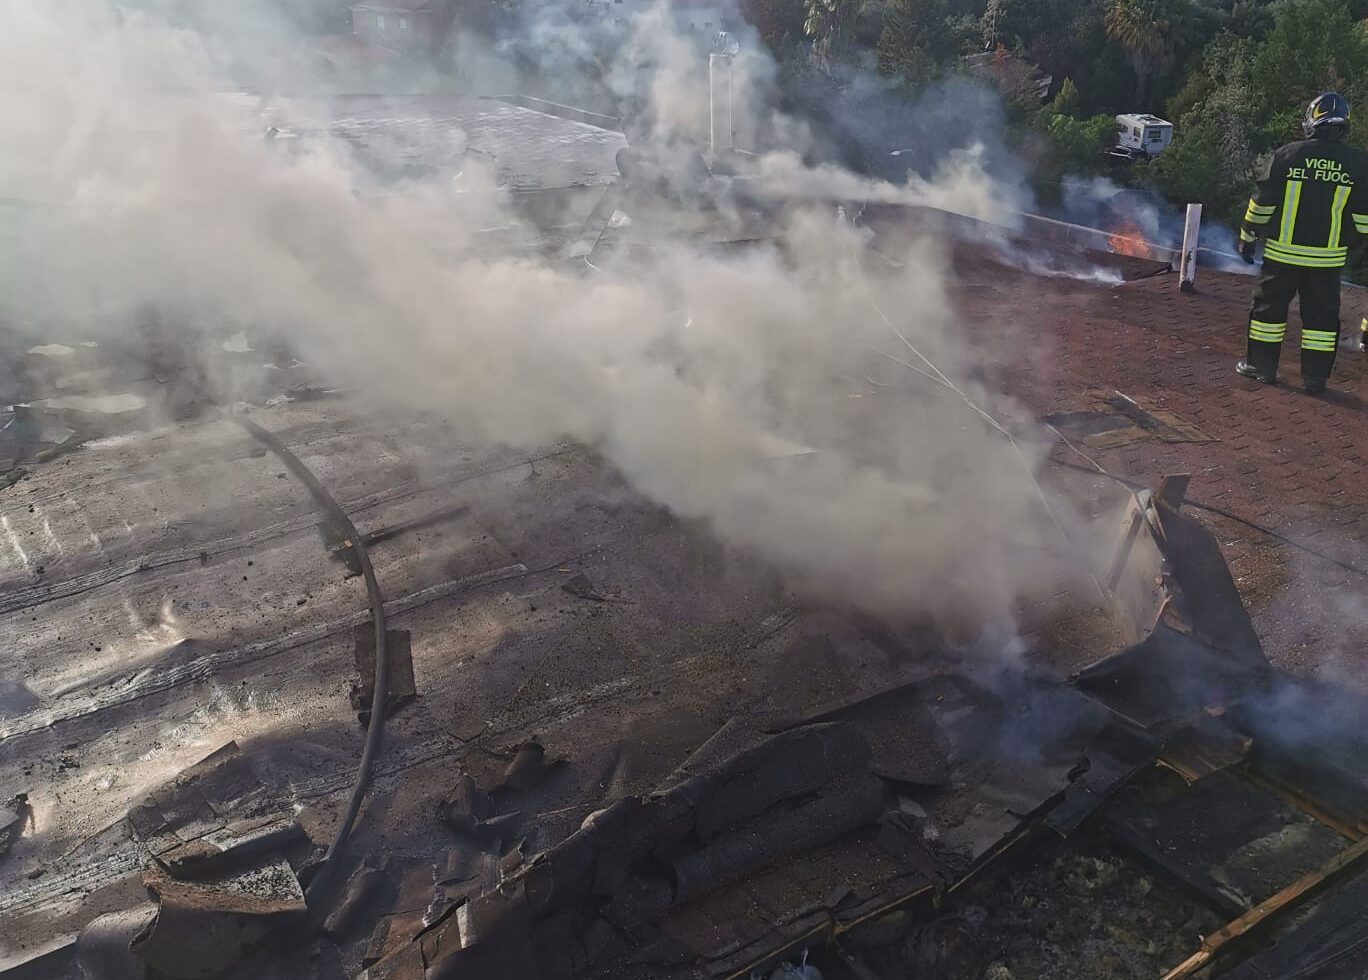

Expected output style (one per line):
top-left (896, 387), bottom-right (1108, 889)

top-left (3, 218), bottom-right (1368, 978)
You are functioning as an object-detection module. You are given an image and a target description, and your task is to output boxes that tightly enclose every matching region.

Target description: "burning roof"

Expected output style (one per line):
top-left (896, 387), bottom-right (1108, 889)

top-left (4, 208), bottom-right (1368, 979)
top-left (6, 2), bottom-right (1368, 974)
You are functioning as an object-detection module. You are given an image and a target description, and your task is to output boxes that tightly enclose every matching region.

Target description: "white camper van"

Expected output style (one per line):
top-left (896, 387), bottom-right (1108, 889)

top-left (1114, 114), bottom-right (1174, 159)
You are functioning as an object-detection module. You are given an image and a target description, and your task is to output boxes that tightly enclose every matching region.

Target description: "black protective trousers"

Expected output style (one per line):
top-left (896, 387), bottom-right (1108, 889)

top-left (1246, 259), bottom-right (1341, 381)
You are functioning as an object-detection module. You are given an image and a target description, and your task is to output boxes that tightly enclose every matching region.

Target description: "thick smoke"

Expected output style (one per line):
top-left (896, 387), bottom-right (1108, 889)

top-left (1057, 175), bottom-right (1250, 271)
top-left (0, 1), bottom-right (1087, 626)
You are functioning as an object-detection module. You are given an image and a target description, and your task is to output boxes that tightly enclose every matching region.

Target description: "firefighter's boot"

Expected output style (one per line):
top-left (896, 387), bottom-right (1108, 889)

top-left (1236, 360), bottom-right (1277, 384)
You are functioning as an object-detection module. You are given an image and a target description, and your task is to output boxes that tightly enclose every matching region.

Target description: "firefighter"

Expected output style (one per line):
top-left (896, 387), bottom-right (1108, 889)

top-left (1238, 91), bottom-right (1368, 394)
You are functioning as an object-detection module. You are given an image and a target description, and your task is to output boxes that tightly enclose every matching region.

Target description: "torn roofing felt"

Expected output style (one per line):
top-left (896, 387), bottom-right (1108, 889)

top-left (1076, 478), bottom-right (1269, 732)
top-left (126, 741), bottom-right (303, 879)
top-left (1074, 479), bottom-right (1368, 836)
top-left (7, 213), bottom-right (1368, 980)
top-left (385, 478), bottom-right (1368, 980)
top-left (365, 675), bottom-right (1131, 980)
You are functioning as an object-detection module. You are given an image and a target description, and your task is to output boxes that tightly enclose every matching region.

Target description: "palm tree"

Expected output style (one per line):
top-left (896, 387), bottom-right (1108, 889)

top-left (982, 0), bottom-right (1005, 50)
top-left (805, 0), bottom-right (858, 70)
top-left (1105, 0), bottom-right (1178, 107)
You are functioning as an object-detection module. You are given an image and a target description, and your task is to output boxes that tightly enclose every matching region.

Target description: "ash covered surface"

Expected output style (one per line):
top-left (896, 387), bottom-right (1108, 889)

top-left (4, 172), bottom-right (1368, 980)
top-left (4, 0), bottom-right (1368, 974)
top-left (839, 831), bottom-right (1224, 980)
top-left (0, 326), bottom-right (1115, 978)
top-left (0, 326), bottom-right (1101, 975)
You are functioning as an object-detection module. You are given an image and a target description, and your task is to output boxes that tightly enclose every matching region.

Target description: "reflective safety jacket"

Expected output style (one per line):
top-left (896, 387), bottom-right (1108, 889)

top-left (1241, 136), bottom-right (1368, 268)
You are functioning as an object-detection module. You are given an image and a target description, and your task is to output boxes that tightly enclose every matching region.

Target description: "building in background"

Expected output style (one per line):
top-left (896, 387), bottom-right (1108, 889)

top-left (350, 0), bottom-right (438, 52)
top-left (670, 0), bottom-right (728, 34)
top-left (598, 0), bottom-right (733, 34)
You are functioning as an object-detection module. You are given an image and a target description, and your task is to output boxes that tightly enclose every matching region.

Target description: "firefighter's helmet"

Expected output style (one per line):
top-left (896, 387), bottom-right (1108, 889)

top-left (1305, 92), bottom-right (1350, 137)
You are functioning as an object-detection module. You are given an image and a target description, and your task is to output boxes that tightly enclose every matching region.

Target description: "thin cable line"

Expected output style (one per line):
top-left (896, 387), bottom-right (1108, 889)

top-left (851, 246), bottom-right (1109, 602)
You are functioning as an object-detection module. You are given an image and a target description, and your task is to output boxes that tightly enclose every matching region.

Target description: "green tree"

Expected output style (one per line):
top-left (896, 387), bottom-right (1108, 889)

top-left (988, 0), bottom-right (1088, 52)
top-left (982, 0), bottom-right (1007, 48)
top-left (1227, 0), bottom-right (1273, 39)
top-left (743, 0), bottom-right (809, 52)
top-left (1038, 112), bottom-right (1118, 182)
top-left (876, 0), bottom-right (958, 81)
top-left (1145, 116), bottom-right (1232, 213)
top-left (1052, 77), bottom-right (1081, 117)
top-left (1252, 0), bottom-right (1368, 139)
top-left (1105, 0), bottom-right (1186, 107)
top-left (1144, 35), bottom-right (1261, 225)
top-left (854, 0), bottom-right (890, 48)
top-left (984, 0), bottom-right (1134, 114)
top-left (805, 0), bottom-right (860, 68)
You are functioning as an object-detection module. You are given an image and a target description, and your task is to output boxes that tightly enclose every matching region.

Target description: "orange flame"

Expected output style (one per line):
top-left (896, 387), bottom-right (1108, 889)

top-left (1108, 220), bottom-right (1154, 258)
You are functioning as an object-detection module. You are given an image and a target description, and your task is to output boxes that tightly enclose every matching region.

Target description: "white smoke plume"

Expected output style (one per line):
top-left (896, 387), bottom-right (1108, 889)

top-left (0, 0), bottom-right (1087, 625)
top-left (754, 145), bottom-right (1028, 225)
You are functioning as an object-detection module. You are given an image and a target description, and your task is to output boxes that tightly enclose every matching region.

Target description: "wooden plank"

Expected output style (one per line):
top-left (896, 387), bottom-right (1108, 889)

top-left (1150, 411), bottom-right (1217, 444)
top-left (1157, 726), bottom-right (1251, 784)
top-left (1154, 474), bottom-right (1192, 517)
top-left (1160, 832), bottom-right (1368, 980)
top-left (1108, 391), bottom-right (1217, 444)
top-left (1105, 502), bottom-right (1147, 594)
top-left (1083, 425), bottom-right (1146, 449)
top-left (1222, 871), bottom-right (1368, 979)
top-left (1243, 767), bottom-right (1368, 843)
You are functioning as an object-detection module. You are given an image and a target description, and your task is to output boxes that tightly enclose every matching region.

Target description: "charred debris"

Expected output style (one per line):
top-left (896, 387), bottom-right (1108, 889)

top-left (5, 331), bottom-right (1368, 980)
top-left (6, 448), bottom-right (1368, 980)
top-left (3, 113), bottom-right (1368, 980)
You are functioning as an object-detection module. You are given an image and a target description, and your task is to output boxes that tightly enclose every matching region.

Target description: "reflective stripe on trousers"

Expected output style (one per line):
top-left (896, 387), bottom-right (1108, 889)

top-left (1302, 328), bottom-right (1338, 352)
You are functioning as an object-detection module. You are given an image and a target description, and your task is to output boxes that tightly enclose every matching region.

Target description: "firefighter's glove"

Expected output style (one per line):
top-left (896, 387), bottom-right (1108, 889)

top-left (1239, 239), bottom-right (1257, 265)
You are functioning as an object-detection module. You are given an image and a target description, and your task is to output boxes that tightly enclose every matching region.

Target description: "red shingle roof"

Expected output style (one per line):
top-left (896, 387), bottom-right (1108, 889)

top-left (949, 247), bottom-right (1368, 684)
